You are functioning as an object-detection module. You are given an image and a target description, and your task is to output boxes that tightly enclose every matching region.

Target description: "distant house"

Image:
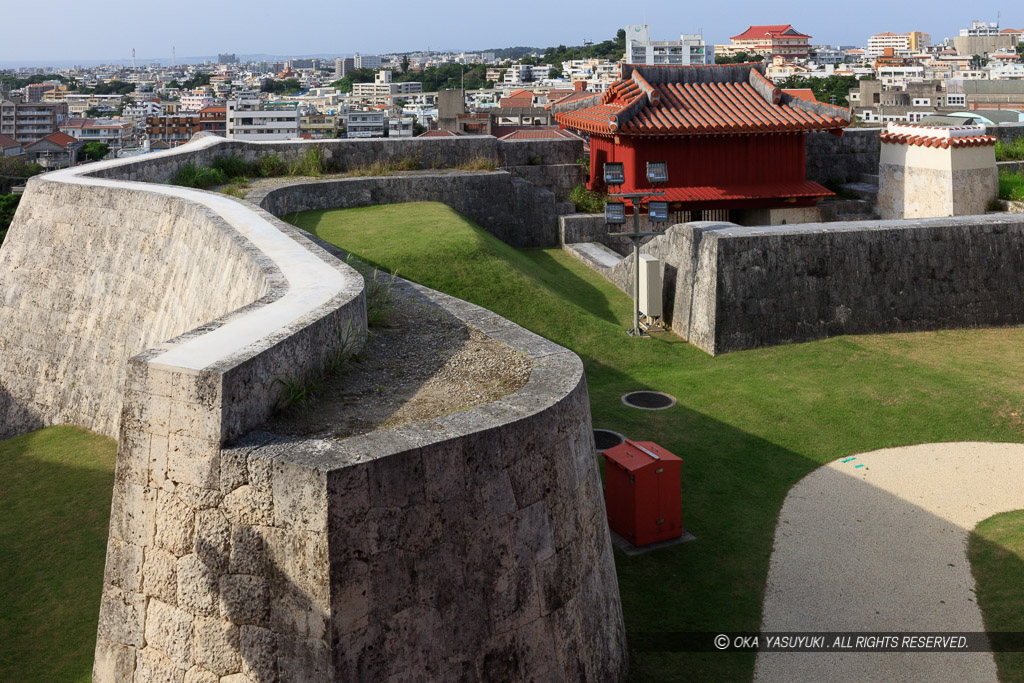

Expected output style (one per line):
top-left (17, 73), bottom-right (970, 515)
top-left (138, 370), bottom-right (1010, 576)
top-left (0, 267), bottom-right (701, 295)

top-left (23, 132), bottom-right (83, 169)
top-left (0, 133), bottom-right (22, 157)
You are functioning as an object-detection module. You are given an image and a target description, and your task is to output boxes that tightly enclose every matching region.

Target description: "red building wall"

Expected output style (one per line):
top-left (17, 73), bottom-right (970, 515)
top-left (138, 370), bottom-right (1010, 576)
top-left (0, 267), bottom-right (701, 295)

top-left (589, 132), bottom-right (807, 194)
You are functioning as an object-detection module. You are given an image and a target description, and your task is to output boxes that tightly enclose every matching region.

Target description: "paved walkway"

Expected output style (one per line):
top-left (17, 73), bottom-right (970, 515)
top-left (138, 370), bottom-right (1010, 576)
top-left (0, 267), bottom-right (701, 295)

top-left (755, 442), bottom-right (1024, 683)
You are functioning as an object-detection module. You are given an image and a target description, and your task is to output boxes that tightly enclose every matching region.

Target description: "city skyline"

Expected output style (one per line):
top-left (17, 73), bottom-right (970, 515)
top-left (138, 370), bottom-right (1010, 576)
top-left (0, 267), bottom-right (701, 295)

top-left (1, 0), bottom-right (1018, 66)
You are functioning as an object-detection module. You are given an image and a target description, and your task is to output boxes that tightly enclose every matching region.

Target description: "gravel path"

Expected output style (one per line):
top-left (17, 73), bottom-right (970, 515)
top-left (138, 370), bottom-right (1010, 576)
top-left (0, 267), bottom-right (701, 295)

top-left (755, 442), bottom-right (1024, 683)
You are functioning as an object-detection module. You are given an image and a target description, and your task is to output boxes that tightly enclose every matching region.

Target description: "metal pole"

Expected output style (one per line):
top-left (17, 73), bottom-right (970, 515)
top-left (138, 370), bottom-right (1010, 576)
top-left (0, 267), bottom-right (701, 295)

top-left (632, 198), bottom-right (641, 337)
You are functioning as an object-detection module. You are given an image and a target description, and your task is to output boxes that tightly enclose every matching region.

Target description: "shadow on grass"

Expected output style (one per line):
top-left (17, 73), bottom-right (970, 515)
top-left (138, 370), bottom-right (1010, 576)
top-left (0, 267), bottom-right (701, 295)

top-left (0, 427), bottom-right (116, 683)
top-left (521, 248), bottom-right (620, 326)
top-left (969, 513), bottom-right (1024, 683)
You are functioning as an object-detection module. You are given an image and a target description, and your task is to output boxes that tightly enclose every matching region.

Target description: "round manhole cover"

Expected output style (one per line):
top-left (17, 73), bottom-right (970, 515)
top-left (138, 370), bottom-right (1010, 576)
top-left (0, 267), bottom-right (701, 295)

top-left (622, 391), bottom-right (676, 410)
top-left (594, 428), bottom-right (626, 452)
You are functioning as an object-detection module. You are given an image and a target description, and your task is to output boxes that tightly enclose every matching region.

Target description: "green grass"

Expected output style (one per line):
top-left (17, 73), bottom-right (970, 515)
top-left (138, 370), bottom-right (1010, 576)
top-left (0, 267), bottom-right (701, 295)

top-left (290, 201), bottom-right (1024, 682)
top-left (0, 426), bottom-right (117, 682)
top-left (970, 511), bottom-right (1024, 683)
top-left (999, 169), bottom-right (1024, 202)
top-left (995, 137), bottom-right (1024, 162)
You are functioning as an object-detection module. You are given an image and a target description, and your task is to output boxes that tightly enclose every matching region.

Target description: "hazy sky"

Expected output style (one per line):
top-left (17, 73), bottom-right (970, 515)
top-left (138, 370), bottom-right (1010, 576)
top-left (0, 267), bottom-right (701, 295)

top-left (0, 0), bottom-right (1016, 64)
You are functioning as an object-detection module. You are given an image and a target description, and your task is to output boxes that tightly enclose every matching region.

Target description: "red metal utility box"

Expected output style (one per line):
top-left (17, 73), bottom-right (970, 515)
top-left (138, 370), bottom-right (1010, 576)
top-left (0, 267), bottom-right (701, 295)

top-left (602, 440), bottom-right (683, 547)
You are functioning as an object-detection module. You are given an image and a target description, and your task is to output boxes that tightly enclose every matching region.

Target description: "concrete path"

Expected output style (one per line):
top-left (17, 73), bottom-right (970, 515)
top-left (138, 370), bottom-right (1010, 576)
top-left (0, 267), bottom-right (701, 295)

top-left (755, 442), bottom-right (1024, 683)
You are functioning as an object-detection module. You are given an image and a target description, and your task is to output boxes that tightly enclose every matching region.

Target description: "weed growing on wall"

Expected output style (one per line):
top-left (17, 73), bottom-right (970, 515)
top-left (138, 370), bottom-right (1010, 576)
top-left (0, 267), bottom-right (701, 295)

top-left (995, 137), bottom-right (1024, 162)
top-left (568, 183), bottom-right (607, 213)
top-left (274, 318), bottom-right (362, 413)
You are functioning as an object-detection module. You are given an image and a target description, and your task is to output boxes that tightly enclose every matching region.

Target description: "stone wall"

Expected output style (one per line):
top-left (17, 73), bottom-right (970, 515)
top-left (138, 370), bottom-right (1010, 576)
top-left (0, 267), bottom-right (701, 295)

top-left (805, 128), bottom-right (881, 183)
top-left (0, 135), bottom-right (626, 681)
top-left (116, 279), bottom-right (628, 681)
top-left (251, 172), bottom-right (566, 249)
top-left (0, 176), bottom-right (269, 440)
top-left (605, 216), bottom-right (1024, 355)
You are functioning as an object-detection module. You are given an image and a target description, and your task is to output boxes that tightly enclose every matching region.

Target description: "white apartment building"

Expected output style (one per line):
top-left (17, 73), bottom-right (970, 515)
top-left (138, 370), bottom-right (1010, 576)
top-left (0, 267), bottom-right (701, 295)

top-left (226, 93), bottom-right (299, 140)
top-left (122, 101), bottom-right (162, 121)
top-left (878, 65), bottom-right (925, 88)
top-left (961, 20), bottom-right (1001, 37)
top-left (353, 53), bottom-right (382, 70)
top-left (867, 32), bottom-right (931, 58)
top-left (180, 93), bottom-right (215, 112)
top-left (346, 111), bottom-right (386, 138)
top-left (351, 70), bottom-right (422, 105)
top-left (387, 116), bottom-right (414, 137)
top-left (625, 25), bottom-right (713, 65)
top-left (502, 63), bottom-right (553, 85)
top-left (60, 117), bottom-right (136, 150)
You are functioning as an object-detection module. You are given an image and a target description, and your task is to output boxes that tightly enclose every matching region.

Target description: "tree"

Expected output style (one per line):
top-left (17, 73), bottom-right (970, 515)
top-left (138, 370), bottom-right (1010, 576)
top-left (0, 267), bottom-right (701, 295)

top-left (776, 74), bottom-right (860, 107)
top-left (401, 55), bottom-right (410, 74)
top-left (412, 121), bottom-right (426, 136)
top-left (80, 142), bottom-right (110, 162)
top-left (0, 194), bottom-right (20, 246)
top-left (549, 67), bottom-right (563, 79)
top-left (616, 29), bottom-right (626, 48)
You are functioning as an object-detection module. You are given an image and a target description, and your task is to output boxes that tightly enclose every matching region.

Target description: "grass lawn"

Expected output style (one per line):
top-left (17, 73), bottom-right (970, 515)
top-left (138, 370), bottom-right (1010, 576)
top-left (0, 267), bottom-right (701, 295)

top-left (290, 201), bottom-right (1024, 682)
top-left (970, 511), bottom-right (1024, 683)
top-left (0, 425), bottom-right (117, 682)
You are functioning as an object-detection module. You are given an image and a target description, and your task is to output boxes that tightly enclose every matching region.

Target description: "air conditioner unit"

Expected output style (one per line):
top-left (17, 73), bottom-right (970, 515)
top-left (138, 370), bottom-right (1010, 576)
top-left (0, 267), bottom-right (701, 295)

top-left (639, 254), bottom-right (662, 320)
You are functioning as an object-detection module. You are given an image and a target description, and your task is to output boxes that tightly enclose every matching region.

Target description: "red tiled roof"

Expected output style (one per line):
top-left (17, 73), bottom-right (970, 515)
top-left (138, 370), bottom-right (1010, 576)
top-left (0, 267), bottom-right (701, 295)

top-left (554, 63), bottom-right (849, 138)
top-left (731, 25), bottom-right (811, 41)
top-left (417, 130), bottom-right (459, 137)
top-left (497, 128), bottom-right (578, 140)
top-left (26, 132), bottom-right (78, 148)
top-left (879, 133), bottom-right (996, 148)
top-left (0, 134), bottom-right (19, 149)
top-left (782, 88), bottom-right (818, 103)
top-left (507, 89), bottom-right (532, 98)
top-left (643, 180), bottom-right (833, 203)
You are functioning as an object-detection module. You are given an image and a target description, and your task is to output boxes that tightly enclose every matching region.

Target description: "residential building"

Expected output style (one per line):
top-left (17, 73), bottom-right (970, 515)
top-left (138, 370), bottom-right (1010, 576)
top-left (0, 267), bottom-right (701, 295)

top-left (502, 63), bottom-right (553, 85)
top-left (387, 116), bottom-right (414, 137)
top-left (218, 53), bottom-right (238, 65)
top-left (123, 100), bottom-right (163, 123)
top-left (199, 106), bottom-right (227, 136)
top-left (226, 94), bottom-right (299, 140)
top-left (624, 25), bottom-right (713, 66)
top-left (0, 100), bottom-right (69, 144)
top-left (353, 53), bottom-right (382, 70)
top-left (22, 132), bottom-right (82, 169)
top-left (727, 25), bottom-right (812, 59)
top-left (335, 57), bottom-right (355, 79)
top-left (180, 92), bottom-right (215, 112)
top-left (351, 70), bottom-right (422, 105)
top-left (867, 32), bottom-right (931, 58)
top-left (954, 21), bottom-right (1016, 57)
top-left (25, 82), bottom-right (58, 102)
top-left (147, 114), bottom-right (201, 146)
top-left (63, 94), bottom-right (123, 116)
top-left (0, 133), bottom-right (23, 157)
top-left (299, 112), bottom-right (342, 139)
top-left (345, 111), bottom-right (387, 137)
top-left (60, 118), bottom-right (136, 151)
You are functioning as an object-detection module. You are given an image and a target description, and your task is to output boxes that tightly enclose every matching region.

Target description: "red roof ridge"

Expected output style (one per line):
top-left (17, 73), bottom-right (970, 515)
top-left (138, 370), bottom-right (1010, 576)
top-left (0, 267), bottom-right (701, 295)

top-left (731, 24), bottom-right (811, 41)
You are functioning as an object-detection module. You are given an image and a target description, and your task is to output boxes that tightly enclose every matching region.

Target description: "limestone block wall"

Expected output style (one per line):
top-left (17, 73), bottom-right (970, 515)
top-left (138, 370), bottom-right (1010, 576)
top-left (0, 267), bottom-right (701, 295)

top-left (0, 175), bottom-right (270, 439)
top-left (190, 281), bottom-right (627, 682)
top-left (604, 216), bottom-right (1024, 355)
top-left (251, 172), bottom-right (565, 248)
top-left (805, 128), bottom-right (881, 183)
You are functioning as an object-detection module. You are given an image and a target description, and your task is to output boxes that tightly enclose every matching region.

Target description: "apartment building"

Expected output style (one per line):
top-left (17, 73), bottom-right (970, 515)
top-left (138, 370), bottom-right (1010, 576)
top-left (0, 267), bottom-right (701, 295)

top-left (63, 94), bottom-right (123, 116)
top-left (0, 100), bottom-right (69, 144)
top-left (624, 25), bottom-right (713, 66)
top-left (502, 63), bottom-right (553, 85)
top-left (346, 110), bottom-right (387, 138)
top-left (226, 94), bottom-right (299, 140)
top-left (353, 53), bottom-right (382, 70)
top-left (146, 114), bottom-right (201, 146)
top-left (351, 70), bottom-right (422, 105)
top-left (954, 21), bottom-right (1017, 57)
top-left (180, 92), bottom-right (215, 112)
top-left (60, 117), bottom-right (136, 150)
top-left (199, 106), bottom-right (227, 136)
top-left (335, 57), bottom-right (355, 79)
top-left (726, 24), bottom-right (812, 59)
top-left (867, 32), bottom-right (931, 58)
top-left (299, 113), bottom-right (342, 139)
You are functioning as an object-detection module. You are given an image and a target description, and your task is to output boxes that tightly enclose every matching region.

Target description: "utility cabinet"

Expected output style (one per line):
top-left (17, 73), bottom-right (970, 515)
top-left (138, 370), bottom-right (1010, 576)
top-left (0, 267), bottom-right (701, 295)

top-left (602, 440), bottom-right (683, 547)
top-left (638, 254), bottom-right (662, 319)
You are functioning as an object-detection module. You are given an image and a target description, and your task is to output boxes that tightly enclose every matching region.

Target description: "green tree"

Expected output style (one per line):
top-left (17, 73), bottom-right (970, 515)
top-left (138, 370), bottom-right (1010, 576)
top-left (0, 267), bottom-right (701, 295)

top-left (80, 142), bottom-right (110, 162)
top-left (549, 67), bottom-right (563, 79)
top-left (401, 55), bottom-right (410, 74)
top-left (776, 74), bottom-right (861, 107)
top-left (0, 193), bottom-right (19, 246)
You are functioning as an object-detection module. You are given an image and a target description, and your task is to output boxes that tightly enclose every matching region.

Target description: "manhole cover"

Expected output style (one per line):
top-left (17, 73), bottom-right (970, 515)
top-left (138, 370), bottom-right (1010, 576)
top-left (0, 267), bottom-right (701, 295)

top-left (594, 429), bottom-right (626, 452)
top-left (622, 391), bottom-right (676, 410)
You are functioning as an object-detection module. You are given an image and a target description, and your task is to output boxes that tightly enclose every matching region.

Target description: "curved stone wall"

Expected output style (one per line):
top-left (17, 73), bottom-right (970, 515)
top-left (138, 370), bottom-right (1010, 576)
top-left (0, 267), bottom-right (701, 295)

top-left (0, 135), bottom-right (625, 681)
top-left (0, 177), bottom-right (271, 439)
top-left (118, 279), bottom-right (629, 681)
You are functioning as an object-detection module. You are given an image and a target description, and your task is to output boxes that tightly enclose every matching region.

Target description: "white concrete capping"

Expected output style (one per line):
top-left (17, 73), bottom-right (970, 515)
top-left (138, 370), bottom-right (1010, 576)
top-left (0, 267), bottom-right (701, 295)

top-left (887, 122), bottom-right (986, 139)
top-left (43, 136), bottom-right (363, 372)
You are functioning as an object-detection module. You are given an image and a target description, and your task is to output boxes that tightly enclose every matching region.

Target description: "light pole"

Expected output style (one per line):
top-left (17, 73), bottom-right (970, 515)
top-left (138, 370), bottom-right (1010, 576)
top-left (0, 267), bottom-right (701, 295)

top-left (604, 161), bottom-right (669, 337)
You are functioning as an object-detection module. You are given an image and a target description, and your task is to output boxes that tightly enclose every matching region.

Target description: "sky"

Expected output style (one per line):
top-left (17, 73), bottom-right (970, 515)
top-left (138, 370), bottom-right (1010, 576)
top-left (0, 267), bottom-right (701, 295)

top-left (0, 0), bottom-right (1018, 65)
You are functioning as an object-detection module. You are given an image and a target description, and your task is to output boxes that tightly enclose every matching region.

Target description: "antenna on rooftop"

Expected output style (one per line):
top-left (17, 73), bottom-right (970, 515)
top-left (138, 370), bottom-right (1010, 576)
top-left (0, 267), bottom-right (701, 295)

top-left (132, 48), bottom-right (136, 69)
